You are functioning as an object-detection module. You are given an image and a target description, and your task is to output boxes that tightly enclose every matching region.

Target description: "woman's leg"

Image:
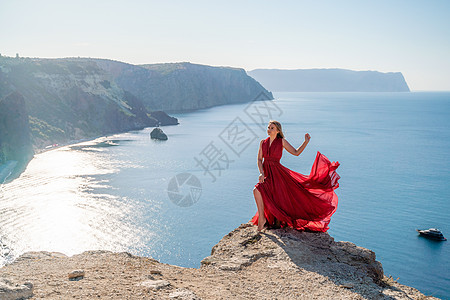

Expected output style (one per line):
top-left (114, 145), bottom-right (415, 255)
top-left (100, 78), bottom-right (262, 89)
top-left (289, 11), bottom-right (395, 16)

top-left (253, 187), bottom-right (266, 231)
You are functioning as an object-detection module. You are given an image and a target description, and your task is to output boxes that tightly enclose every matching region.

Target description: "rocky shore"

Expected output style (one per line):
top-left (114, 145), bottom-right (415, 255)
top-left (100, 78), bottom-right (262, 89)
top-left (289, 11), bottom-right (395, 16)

top-left (0, 223), bottom-right (436, 299)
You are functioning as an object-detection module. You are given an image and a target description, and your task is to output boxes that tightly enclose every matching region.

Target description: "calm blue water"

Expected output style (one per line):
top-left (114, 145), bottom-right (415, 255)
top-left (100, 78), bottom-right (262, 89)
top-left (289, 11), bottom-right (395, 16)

top-left (0, 92), bottom-right (449, 298)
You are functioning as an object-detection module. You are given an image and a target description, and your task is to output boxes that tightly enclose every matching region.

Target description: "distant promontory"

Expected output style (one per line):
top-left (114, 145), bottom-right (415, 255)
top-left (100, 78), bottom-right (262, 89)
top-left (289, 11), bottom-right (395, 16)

top-left (248, 68), bottom-right (410, 92)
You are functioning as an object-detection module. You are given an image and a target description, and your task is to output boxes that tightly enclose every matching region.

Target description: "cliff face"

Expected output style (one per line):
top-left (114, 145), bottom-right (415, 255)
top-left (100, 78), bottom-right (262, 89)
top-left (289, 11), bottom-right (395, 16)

top-left (0, 57), bottom-right (165, 151)
top-left (0, 223), bottom-right (434, 299)
top-left (248, 68), bottom-right (411, 92)
top-left (0, 92), bottom-right (34, 168)
top-left (95, 60), bottom-right (274, 112)
top-left (0, 57), bottom-right (270, 154)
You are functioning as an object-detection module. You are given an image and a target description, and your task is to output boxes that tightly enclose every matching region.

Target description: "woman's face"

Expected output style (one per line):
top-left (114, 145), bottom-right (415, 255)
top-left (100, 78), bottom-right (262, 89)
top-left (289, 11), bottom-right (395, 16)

top-left (267, 123), bottom-right (279, 137)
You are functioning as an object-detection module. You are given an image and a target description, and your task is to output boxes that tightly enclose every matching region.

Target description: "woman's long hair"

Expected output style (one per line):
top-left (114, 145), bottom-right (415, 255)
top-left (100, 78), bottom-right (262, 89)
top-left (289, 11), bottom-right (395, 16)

top-left (269, 120), bottom-right (284, 139)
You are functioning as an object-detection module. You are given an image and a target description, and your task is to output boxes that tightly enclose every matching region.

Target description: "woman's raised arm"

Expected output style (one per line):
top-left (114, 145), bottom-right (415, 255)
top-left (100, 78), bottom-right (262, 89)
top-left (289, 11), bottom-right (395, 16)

top-left (282, 133), bottom-right (311, 156)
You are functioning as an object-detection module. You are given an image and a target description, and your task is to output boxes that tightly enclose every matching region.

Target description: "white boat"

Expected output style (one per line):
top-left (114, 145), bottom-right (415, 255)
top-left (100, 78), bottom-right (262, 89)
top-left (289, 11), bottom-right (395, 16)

top-left (416, 228), bottom-right (447, 241)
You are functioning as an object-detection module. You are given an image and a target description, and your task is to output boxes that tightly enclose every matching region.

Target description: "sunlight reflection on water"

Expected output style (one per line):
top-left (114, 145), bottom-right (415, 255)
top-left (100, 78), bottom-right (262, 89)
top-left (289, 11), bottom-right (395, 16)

top-left (0, 139), bottom-right (150, 266)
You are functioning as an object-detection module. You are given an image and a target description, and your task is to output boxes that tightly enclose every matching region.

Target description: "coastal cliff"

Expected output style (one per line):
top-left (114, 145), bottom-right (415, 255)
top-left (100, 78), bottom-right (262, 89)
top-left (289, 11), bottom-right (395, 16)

top-left (248, 68), bottom-right (411, 92)
top-left (94, 60), bottom-right (274, 112)
top-left (0, 56), bottom-right (270, 156)
top-left (0, 57), bottom-right (179, 152)
top-left (0, 92), bottom-right (34, 177)
top-left (0, 223), bottom-right (434, 299)
top-left (0, 57), bottom-right (271, 179)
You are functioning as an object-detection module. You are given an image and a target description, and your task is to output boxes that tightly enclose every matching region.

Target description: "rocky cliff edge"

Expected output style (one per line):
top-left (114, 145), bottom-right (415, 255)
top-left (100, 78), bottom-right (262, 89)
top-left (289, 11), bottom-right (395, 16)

top-left (0, 223), bottom-right (435, 299)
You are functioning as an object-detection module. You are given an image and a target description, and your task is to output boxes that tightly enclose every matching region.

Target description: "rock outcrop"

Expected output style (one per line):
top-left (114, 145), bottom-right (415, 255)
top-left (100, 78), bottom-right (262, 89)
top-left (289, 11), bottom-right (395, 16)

top-left (0, 92), bottom-right (34, 179)
top-left (0, 92), bottom-right (34, 163)
top-left (150, 128), bottom-right (168, 140)
top-left (0, 277), bottom-right (33, 300)
top-left (148, 111), bottom-right (179, 126)
top-left (248, 68), bottom-right (410, 92)
top-left (0, 223), bottom-right (435, 299)
top-left (202, 224), bottom-right (384, 282)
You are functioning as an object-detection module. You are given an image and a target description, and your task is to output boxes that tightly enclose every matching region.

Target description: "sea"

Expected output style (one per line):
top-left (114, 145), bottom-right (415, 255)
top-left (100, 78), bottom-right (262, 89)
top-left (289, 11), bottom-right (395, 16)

top-left (0, 92), bottom-right (449, 299)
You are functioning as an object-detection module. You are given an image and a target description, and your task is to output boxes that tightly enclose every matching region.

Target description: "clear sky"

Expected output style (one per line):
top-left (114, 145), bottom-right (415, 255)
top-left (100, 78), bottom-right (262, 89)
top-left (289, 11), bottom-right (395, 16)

top-left (1, 0), bottom-right (449, 91)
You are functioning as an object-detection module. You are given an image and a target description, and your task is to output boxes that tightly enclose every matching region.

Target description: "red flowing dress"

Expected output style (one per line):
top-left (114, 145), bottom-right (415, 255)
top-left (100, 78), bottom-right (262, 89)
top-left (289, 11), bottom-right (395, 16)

top-left (251, 136), bottom-right (340, 232)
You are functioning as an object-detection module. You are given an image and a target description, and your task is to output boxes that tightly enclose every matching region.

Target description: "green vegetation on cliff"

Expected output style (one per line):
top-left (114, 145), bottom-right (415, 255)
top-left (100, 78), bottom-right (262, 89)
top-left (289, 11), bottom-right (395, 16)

top-left (28, 116), bottom-right (65, 147)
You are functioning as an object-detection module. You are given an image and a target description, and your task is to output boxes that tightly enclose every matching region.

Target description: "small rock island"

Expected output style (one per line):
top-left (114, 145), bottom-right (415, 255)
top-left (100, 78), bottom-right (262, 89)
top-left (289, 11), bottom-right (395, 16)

top-left (150, 128), bottom-right (168, 140)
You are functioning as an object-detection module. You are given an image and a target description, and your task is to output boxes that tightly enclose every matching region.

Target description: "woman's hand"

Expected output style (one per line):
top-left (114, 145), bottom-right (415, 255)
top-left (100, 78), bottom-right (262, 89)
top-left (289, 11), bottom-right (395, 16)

top-left (305, 133), bottom-right (311, 143)
top-left (259, 173), bottom-right (265, 183)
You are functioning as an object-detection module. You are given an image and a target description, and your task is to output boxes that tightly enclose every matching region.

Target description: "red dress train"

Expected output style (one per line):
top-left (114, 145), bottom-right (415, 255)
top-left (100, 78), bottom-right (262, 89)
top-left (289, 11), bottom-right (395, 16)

top-left (251, 136), bottom-right (340, 232)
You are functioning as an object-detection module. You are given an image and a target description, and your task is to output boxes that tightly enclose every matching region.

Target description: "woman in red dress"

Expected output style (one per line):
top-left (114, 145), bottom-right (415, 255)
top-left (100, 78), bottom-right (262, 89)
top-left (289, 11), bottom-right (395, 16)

top-left (252, 120), bottom-right (340, 232)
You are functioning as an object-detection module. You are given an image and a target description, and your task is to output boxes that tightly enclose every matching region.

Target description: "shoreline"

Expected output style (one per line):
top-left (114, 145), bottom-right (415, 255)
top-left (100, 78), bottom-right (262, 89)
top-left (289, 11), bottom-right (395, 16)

top-left (0, 160), bottom-right (18, 184)
top-left (0, 136), bottom-right (110, 184)
top-left (1, 126), bottom-right (160, 184)
top-left (33, 134), bottom-right (122, 155)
